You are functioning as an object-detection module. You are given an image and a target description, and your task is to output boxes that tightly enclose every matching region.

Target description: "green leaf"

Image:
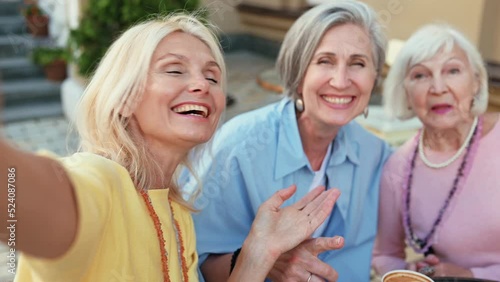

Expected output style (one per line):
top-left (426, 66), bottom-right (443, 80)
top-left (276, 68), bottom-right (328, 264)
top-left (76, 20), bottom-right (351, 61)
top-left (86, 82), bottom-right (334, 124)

top-left (69, 0), bottom-right (201, 77)
top-left (31, 47), bottom-right (69, 66)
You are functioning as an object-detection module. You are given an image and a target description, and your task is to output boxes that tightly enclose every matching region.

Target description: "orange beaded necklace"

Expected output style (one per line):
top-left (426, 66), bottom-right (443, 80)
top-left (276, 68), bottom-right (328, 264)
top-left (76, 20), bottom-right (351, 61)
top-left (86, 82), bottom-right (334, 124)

top-left (139, 189), bottom-right (189, 282)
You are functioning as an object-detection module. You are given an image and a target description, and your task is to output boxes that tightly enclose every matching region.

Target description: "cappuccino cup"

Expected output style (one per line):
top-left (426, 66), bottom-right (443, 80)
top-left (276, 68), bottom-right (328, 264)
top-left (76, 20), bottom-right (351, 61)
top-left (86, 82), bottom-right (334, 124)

top-left (382, 270), bottom-right (434, 282)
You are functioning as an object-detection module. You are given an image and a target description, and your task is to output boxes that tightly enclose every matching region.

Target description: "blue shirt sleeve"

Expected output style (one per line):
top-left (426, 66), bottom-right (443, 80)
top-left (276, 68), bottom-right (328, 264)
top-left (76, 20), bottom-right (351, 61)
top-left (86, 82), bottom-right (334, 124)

top-left (191, 144), bottom-right (255, 265)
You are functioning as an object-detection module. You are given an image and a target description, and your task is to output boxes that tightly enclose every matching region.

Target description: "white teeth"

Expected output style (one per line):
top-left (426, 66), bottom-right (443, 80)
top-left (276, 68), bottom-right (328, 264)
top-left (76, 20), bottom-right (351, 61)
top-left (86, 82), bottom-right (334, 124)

top-left (172, 104), bottom-right (209, 117)
top-left (323, 96), bottom-right (353, 104)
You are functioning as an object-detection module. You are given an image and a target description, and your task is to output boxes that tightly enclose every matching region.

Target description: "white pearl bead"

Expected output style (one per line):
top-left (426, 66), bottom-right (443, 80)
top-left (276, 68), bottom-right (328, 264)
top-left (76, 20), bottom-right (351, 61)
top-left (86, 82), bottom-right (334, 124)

top-left (418, 117), bottom-right (478, 169)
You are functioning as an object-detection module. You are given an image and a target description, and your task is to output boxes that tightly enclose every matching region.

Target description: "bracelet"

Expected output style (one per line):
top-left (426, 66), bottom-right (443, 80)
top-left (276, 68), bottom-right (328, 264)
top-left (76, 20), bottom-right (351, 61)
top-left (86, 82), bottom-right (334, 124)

top-left (229, 247), bottom-right (242, 274)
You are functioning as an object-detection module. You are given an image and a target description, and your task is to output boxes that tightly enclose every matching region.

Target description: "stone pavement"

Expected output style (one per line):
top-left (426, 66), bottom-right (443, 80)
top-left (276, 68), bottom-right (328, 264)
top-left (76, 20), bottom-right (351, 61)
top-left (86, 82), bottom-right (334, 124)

top-left (1, 116), bottom-right (79, 155)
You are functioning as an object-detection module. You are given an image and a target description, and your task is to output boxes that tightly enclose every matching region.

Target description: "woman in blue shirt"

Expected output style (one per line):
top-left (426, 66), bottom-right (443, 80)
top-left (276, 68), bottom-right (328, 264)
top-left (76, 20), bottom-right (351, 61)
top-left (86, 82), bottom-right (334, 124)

top-left (190, 1), bottom-right (392, 281)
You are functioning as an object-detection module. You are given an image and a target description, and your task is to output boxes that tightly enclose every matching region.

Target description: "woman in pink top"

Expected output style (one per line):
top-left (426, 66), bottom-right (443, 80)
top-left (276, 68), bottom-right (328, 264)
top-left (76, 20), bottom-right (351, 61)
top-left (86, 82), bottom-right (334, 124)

top-left (373, 24), bottom-right (500, 281)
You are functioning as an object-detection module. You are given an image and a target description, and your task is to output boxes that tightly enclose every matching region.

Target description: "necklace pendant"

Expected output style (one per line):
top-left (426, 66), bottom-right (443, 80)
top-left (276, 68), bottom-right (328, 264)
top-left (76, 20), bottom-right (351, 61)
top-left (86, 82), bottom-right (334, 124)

top-left (412, 237), bottom-right (425, 250)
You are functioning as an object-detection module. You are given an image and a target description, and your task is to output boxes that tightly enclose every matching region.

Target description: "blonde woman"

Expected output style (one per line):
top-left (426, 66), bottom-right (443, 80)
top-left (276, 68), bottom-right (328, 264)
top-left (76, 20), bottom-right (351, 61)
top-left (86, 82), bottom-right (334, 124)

top-left (0, 14), bottom-right (339, 282)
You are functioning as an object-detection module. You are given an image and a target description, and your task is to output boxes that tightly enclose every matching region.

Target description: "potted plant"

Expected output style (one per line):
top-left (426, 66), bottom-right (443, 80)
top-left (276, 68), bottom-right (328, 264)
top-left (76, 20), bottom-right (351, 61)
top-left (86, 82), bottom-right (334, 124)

top-left (31, 47), bottom-right (68, 81)
top-left (22, 3), bottom-right (49, 37)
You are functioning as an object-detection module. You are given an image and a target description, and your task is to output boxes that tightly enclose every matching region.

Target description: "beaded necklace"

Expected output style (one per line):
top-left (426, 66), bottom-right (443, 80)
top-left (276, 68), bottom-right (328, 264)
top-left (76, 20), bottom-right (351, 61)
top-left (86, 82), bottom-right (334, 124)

top-left (419, 117), bottom-right (478, 168)
top-left (139, 189), bottom-right (189, 282)
top-left (403, 117), bottom-right (482, 254)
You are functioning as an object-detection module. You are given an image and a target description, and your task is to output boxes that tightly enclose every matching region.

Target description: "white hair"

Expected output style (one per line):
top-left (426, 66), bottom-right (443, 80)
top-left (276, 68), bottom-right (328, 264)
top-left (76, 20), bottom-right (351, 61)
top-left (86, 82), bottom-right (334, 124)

top-left (276, 0), bottom-right (386, 99)
top-left (383, 23), bottom-right (489, 120)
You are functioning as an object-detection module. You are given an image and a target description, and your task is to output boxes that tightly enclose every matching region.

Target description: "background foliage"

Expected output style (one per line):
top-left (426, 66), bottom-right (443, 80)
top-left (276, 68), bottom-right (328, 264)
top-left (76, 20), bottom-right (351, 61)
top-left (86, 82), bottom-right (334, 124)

top-left (69, 0), bottom-right (200, 78)
top-left (31, 47), bottom-right (69, 66)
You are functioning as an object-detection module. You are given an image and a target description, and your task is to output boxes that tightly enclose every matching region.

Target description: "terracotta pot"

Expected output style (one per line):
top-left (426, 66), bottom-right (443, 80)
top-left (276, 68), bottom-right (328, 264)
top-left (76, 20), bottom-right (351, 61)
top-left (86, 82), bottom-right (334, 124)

top-left (25, 15), bottom-right (49, 37)
top-left (43, 60), bottom-right (67, 81)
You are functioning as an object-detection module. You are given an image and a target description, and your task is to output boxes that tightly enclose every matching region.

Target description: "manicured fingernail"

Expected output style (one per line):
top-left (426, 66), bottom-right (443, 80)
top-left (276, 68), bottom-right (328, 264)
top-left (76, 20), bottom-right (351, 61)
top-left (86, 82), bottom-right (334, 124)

top-left (336, 237), bottom-right (343, 245)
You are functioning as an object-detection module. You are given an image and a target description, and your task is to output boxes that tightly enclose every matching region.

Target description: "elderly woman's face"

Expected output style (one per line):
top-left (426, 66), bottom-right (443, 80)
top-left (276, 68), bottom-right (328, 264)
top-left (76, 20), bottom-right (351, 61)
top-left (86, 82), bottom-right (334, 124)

top-left (299, 23), bottom-right (377, 128)
top-left (404, 46), bottom-right (479, 130)
top-left (133, 32), bottom-right (225, 151)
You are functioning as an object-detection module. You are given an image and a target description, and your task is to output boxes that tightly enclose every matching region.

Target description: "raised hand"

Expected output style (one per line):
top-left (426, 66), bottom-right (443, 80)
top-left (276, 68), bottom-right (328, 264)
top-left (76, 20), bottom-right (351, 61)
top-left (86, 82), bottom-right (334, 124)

top-left (249, 185), bottom-right (340, 256)
top-left (229, 185), bottom-right (341, 282)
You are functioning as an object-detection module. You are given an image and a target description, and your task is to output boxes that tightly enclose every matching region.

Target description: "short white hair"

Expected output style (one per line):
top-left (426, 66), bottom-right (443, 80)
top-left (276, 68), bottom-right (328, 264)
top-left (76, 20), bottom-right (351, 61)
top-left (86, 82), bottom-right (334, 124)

top-left (383, 24), bottom-right (489, 120)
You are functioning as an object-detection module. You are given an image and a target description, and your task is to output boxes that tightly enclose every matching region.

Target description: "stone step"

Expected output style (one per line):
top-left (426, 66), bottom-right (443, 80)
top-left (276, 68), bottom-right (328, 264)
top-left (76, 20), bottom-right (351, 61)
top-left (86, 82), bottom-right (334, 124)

top-left (0, 1), bottom-right (23, 17)
top-left (1, 78), bottom-right (61, 107)
top-left (0, 34), bottom-right (51, 59)
top-left (0, 15), bottom-right (26, 36)
top-left (0, 34), bottom-right (30, 57)
top-left (2, 100), bottom-right (63, 123)
top-left (0, 57), bottom-right (44, 81)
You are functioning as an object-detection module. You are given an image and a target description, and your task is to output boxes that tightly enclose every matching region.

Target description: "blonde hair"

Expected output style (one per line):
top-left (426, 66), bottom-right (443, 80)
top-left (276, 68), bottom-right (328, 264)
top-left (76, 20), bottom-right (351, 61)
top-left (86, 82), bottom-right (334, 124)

top-left (75, 13), bottom-right (226, 210)
top-left (383, 23), bottom-right (489, 120)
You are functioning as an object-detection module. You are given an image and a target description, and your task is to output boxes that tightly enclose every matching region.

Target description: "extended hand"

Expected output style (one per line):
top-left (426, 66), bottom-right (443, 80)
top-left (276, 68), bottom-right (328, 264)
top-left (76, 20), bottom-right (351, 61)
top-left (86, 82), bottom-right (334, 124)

top-left (414, 255), bottom-right (473, 278)
top-left (431, 262), bottom-right (473, 277)
top-left (249, 185), bottom-right (340, 259)
top-left (231, 185), bottom-right (340, 282)
top-left (268, 236), bottom-right (344, 282)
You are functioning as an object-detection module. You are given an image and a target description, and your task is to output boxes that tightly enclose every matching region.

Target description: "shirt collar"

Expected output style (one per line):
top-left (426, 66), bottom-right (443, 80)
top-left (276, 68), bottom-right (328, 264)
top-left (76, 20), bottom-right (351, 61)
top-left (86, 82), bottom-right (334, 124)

top-left (329, 123), bottom-right (360, 166)
top-left (274, 98), bottom-right (360, 180)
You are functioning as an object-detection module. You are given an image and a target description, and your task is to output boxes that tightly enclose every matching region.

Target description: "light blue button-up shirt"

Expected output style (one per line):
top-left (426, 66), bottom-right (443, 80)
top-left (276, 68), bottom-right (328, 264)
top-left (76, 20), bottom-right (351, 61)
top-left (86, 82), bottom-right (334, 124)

top-left (190, 97), bottom-right (392, 282)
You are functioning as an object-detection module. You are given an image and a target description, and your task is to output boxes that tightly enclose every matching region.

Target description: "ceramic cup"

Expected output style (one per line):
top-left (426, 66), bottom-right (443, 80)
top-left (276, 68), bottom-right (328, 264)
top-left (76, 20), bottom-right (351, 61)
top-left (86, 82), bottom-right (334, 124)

top-left (382, 270), bottom-right (435, 282)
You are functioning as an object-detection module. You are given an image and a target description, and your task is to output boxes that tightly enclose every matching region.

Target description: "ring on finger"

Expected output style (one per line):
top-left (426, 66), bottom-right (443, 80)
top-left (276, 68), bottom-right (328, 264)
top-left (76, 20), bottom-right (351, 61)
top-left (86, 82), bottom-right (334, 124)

top-left (306, 273), bottom-right (313, 282)
top-left (419, 266), bottom-right (435, 277)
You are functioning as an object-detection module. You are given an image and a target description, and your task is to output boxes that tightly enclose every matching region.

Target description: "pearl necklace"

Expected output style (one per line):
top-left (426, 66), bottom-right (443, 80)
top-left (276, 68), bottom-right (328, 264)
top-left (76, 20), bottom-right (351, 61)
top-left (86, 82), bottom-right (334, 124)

top-left (404, 116), bottom-right (482, 254)
top-left (418, 117), bottom-right (478, 168)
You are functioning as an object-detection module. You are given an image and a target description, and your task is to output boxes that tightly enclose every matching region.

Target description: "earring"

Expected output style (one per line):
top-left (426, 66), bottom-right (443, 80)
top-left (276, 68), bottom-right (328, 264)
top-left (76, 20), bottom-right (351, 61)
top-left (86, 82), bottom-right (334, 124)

top-left (471, 94), bottom-right (478, 108)
top-left (295, 98), bottom-right (304, 112)
top-left (363, 106), bottom-right (369, 118)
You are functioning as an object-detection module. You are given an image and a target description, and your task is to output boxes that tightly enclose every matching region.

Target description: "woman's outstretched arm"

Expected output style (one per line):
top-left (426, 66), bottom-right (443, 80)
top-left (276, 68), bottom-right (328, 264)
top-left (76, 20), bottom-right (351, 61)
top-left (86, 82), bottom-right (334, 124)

top-left (0, 139), bottom-right (77, 258)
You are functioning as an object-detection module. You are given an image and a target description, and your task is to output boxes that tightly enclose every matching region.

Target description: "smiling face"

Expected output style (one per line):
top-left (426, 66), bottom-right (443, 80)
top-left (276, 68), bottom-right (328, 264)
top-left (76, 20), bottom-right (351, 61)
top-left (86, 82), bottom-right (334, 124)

top-left (298, 23), bottom-right (377, 129)
top-left (404, 46), bottom-right (479, 130)
top-left (133, 31), bottom-right (225, 152)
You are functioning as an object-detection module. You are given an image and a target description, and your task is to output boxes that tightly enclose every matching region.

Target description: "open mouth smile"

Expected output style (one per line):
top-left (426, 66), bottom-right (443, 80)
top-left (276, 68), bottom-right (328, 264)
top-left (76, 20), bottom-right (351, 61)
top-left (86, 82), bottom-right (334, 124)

top-left (322, 96), bottom-right (354, 105)
top-left (172, 104), bottom-right (210, 118)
